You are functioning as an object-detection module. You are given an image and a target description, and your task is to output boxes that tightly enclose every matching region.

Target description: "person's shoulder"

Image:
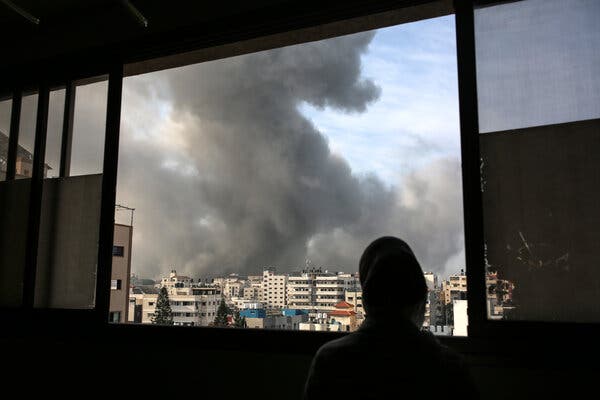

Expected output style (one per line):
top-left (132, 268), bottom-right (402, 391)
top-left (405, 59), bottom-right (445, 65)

top-left (313, 332), bottom-right (366, 360)
top-left (317, 332), bottom-right (359, 352)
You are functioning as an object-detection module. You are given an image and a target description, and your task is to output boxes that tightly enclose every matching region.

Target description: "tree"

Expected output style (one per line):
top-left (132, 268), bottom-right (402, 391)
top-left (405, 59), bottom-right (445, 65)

top-left (233, 310), bottom-right (246, 328)
top-left (152, 286), bottom-right (174, 325)
top-left (213, 298), bottom-right (230, 327)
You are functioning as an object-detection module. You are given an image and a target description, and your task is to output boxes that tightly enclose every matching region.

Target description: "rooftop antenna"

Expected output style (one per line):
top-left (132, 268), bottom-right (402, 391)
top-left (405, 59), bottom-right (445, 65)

top-left (1, 0), bottom-right (40, 25)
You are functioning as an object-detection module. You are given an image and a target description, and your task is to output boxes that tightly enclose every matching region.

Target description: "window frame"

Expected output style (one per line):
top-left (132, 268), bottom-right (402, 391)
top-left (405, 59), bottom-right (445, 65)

top-left (1, 0), bottom-right (599, 357)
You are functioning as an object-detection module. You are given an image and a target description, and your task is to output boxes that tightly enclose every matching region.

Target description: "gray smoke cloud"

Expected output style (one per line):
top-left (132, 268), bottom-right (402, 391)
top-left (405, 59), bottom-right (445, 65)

top-left (115, 30), bottom-right (465, 280)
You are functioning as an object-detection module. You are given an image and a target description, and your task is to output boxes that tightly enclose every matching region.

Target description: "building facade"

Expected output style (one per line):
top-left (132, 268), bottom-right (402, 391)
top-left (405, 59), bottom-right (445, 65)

top-left (109, 223), bottom-right (133, 323)
top-left (131, 271), bottom-right (221, 326)
top-left (262, 267), bottom-right (287, 309)
top-left (287, 268), bottom-right (359, 311)
top-left (442, 270), bottom-right (468, 305)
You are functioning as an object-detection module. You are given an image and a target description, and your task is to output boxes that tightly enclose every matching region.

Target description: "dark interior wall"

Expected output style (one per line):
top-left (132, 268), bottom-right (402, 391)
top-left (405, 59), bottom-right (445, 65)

top-left (2, 332), bottom-right (597, 398)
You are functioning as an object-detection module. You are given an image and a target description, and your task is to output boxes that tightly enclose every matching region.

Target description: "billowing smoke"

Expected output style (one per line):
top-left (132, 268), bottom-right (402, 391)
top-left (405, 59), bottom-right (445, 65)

top-left (113, 31), bottom-right (464, 279)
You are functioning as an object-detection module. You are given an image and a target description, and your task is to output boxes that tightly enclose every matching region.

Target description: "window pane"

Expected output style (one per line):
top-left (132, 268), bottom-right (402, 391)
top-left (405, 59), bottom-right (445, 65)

top-left (476, 0), bottom-right (600, 322)
top-left (0, 98), bottom-right (12, 180)
top-left (44, 90), bottom-right (66, 179)
top-left (476, 0), bottom-right (600, 133)
top-left (34, 175), bottom-right (102, 309)
top-left (16, 94), bottom-right (38, 179)
top-left (0, 179), bottom-right (30, 307)
top-left (117, 16), bottom-right (465, 334)
top-left (70, 79), bottom-right (107, 176)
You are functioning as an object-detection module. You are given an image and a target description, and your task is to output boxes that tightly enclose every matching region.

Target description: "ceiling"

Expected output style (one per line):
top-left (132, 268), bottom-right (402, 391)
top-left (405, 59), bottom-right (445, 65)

top-left (0, 0), bottom-right (452, 89)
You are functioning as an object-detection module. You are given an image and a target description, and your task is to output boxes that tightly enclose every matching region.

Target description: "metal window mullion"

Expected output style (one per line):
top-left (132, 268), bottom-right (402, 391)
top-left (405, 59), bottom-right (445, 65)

top-left (22, 84), bottom-right (50, 309)
top-left (6, 89), bottom-right (22, 181)
top-left (454, 0), bottom-right (487, 336)
top-left (59, 81), bottom-right (76, 178)
top-left (95, 65), bottom-right (123, 324)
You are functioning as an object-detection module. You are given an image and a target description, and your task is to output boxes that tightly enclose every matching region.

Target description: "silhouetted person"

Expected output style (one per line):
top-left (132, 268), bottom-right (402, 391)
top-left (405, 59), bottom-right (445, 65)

top-left (303, 236), bottom-right (478, 399)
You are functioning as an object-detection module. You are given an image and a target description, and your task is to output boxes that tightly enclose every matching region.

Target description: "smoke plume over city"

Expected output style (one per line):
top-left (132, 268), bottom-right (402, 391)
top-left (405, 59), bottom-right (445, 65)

top-left (114, 29), bottom-right (464, 280)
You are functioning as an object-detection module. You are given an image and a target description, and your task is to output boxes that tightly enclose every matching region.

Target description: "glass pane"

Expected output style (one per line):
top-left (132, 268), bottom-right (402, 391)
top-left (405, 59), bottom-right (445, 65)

top-left (118, 16), bottom-right (466, 334)
top-left (16, 94), bottom-right (38, 179)
top-left (34, 175), bottom-right (102, 309)
top-left (70, 79), bottom-right (107, 176)
top-left (0, 179), bottom-right (30, 307)
top-left (0, 98), bottom-right (12, 180)
top-left (476, 0), bottom-right (600, 322)
top-left (476, 0), bottom-right (600, 133)
top-left (44, 90), bottom-right (66, 179)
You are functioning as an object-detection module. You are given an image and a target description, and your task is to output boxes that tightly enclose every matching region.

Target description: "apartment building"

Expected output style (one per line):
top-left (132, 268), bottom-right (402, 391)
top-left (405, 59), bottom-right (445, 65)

top-left (160, 269), bottom-right (193, 290)
top-left (288, 268), bottom-right (359, 311)
top-left (262, 267), bottom-right (287, 309)
top-left (442, 270), bottom-right (468, 305)
top-left (486, 272), bottom-right (515, 320)
top-left (241, 275), bottom-right (262, 301)
top-left (130, 271), bottom-right (221, 326)
top-left (453, 299), bottom-right (468, 336)
top-left (424, 271), bottom-right (438, 291)
top-left (344, 289), bottom-right (363, 314)
top-left (0, 130), bottom-right (51, 180)
top-left (109, 223), bottom-right (133, 323)
top-left (243, 311), bottom-right (307, 330)
top-left (424, 289), bottom-right (444, 327)
top-left (300, 301), bottom-right (358, 332)
top-left (139, 286), bottom-right (221, 326)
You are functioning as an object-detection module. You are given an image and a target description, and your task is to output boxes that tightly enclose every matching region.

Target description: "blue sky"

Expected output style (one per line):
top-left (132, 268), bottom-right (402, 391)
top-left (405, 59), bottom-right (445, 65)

top-left (299, 15), bottom-right (460, 187)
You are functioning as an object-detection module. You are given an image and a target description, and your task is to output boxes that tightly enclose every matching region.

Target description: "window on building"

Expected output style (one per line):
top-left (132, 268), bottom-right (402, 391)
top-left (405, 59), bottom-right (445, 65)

top-left (112, 245), bottom-right (125, 257)
top-left (109, 311), bottom-right (121, 323)
top-left (110, 280), bottom-right (122, 290)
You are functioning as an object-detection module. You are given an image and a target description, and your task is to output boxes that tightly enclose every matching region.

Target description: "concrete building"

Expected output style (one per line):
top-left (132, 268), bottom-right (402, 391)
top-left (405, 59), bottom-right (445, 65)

top-left (262, 267), bottom-right (287, 309)
top-left (287, 267), bottom-right (359, 311)
top-left (424, 289), bottom-right (444, 328)
top-left (427, 325), bottom-right (453, 336)
top-left (486, 272), bottom-right (515, 320)
top-left (231, 297), bottom-right (263, 310)
top-left (0, 130), bottom-right (51, 180)
top-left (453, 299), bottom-right (468, 336)
top-left (160, 269), bottom-right (193, 290)
top-left (424, 271), bottom-right (438, 291)
top-left (344, 289), bottom-right (363, 314)
top-left (242, 285), bottom-right (261, 301)
top-left (241, 275), bottom-right (262, 301)
top-left (109, 223), bottom-right (133, 323)
top-left (128, 293), bottom-right (143, 323)
top-left (213, 274), bottom-right (247, 300)
top-left (130, 271), bottom-right (222, 326)
top-left (138, 285), bottom-right (221, 326)
top-left (442, 270), bottom-right (468, 305)
top-left (328, 301), bottom-right (358, 332)
top-left (300, 301), bottom-right (358, 332)
top-left (243, 309), bottom-right (307, 330)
